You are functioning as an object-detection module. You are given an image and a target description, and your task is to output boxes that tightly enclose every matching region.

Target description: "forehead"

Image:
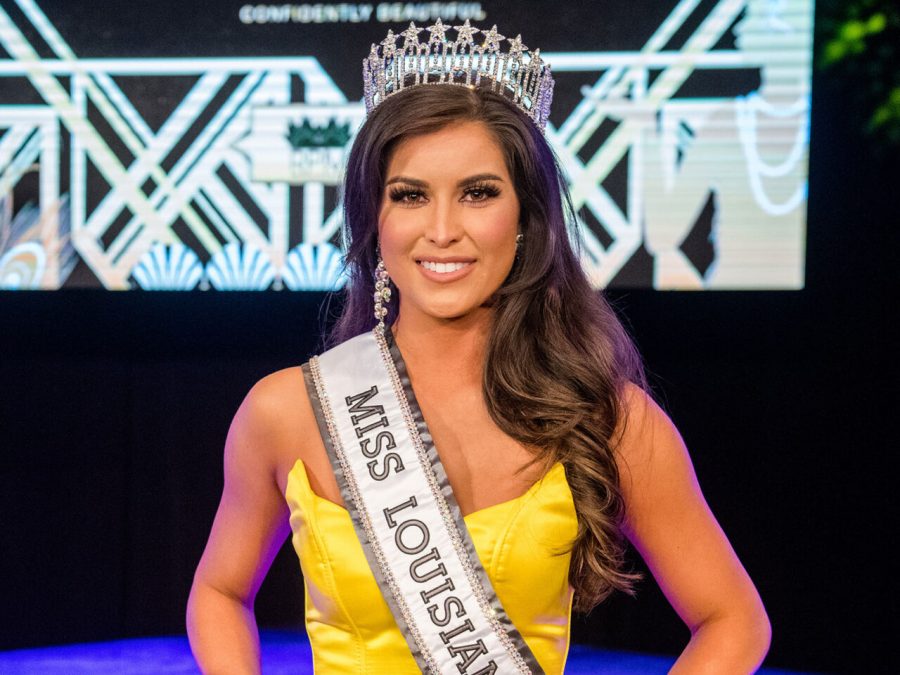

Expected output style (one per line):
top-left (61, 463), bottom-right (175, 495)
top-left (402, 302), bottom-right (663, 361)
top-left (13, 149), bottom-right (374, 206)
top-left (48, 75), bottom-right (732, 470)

top-left (385, 121), bottom-right (509, 180)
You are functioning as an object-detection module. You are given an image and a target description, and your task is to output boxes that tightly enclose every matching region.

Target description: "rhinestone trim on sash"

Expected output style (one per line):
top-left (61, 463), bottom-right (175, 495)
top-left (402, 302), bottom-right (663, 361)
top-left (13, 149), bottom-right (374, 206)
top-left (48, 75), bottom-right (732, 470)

top-left (374, 331), bottom-right (532, 673)
top-left (308, 355), bottom-right (440, 671)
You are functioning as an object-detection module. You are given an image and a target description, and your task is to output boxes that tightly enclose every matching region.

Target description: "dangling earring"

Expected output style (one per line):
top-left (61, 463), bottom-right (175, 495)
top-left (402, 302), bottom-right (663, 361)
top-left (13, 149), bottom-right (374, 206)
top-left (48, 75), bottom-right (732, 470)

top-left (515, 232), bottom-right (524, 260)
top-left (373, 255), bottom-right (391, 334)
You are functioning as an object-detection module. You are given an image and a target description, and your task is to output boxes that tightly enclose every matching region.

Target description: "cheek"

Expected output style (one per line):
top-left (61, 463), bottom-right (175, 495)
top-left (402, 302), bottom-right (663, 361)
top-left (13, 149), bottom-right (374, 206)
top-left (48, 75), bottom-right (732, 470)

top-left (377, 199), bottom-right (422, 238)
top-left (479, 208), bottom-right (519, 258)
top-left (376, 213), bottom-right (415, 282)
top-left (376, 210), bottom-right (404, 254)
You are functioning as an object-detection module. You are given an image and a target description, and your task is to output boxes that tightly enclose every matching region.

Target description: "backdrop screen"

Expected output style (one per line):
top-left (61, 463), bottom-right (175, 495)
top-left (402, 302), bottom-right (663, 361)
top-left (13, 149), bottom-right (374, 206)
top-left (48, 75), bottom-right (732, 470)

top-left (0, 0), bottom-right (813, 291)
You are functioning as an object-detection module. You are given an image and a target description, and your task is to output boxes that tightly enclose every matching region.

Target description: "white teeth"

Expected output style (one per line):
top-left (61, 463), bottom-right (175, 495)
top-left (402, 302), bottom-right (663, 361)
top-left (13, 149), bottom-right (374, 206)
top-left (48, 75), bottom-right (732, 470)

top-left (421, 261), bottom-right (470, 274)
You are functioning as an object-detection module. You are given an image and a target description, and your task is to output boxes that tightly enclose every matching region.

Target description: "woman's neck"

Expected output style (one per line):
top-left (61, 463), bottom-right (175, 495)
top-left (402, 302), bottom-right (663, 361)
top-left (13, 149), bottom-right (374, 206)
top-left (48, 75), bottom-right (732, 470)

top-left (390, 309), bottom-right (491, 388)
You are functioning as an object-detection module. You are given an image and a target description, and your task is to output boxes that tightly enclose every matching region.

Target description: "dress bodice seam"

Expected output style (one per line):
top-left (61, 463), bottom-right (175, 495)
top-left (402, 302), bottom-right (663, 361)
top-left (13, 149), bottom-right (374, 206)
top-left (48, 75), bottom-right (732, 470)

top-left (487, 478), bottom-right (543, 585)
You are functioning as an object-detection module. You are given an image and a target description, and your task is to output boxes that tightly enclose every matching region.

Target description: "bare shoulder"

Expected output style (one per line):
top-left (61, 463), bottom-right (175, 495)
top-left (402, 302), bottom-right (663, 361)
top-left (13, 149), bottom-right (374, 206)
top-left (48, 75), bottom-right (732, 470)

top-left (614, 384), bottom-right (699, 526)
top-left (244, 366), bottom-right (310, 421)
top-left (243, 364), bottom-right (340, 501)
top-left (614, 381), bottom-right (674, 464)
top-left (230, 365), bottom-right (318, 478)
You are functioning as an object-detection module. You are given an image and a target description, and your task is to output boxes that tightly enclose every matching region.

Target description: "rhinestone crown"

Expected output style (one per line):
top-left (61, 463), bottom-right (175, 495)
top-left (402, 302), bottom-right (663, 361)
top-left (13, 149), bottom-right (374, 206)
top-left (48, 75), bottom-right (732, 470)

top-left (363, 19), bottom-right (554, 132)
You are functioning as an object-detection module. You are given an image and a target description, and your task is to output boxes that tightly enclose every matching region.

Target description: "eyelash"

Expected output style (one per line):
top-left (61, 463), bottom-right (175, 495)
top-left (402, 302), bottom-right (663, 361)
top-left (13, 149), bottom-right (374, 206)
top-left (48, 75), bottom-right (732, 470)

top-left (387, 183), bottom-right (501, 205)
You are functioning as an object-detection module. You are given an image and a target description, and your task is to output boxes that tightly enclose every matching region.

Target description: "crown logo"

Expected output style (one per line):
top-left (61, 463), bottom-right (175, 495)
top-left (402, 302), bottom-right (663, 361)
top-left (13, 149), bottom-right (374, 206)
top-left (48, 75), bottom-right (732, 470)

top-left (363, 19), bottom-right (554, 132)
top-left (286, 118), bottom-right (353, 149)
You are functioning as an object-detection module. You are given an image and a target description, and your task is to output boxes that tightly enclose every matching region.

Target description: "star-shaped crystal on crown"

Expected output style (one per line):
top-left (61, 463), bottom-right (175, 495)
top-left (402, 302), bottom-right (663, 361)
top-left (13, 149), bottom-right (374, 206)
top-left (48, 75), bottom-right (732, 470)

top-left (454, 20), bottom-right (479, 45)
top-left (401, 22), bottom-right (422, 49)
top-left (427, 18), bottom-right (448, 43)
top-left (367, 43), bottom-right (380, 65)
top-left (482, 25), bottom-right (505, 52)
top-left (380, 29), bottom-right (397, 58)
top-left (508, 34), bottom-right (527, 56)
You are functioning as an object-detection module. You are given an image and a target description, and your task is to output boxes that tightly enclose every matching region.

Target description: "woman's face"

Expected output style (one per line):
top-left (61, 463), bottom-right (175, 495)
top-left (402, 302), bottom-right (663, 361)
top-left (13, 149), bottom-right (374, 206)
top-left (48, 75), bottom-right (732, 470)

top-left (377, 121), bottom-right (520, 326)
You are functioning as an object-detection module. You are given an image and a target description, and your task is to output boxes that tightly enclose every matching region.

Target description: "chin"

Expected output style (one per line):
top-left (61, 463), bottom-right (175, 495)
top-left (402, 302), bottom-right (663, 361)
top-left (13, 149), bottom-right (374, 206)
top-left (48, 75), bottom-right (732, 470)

top-left (430, 303), bottom-right (490, 321)
top-left (428, 308), bottom-right (471, 321)
top-left (403, 295), bottom-right (494, 323)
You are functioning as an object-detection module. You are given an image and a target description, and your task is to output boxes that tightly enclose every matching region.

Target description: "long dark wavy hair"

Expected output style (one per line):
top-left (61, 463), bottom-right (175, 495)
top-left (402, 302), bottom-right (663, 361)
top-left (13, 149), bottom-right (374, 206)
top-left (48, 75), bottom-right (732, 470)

top-left (328, 84), bottom-right (647, 612)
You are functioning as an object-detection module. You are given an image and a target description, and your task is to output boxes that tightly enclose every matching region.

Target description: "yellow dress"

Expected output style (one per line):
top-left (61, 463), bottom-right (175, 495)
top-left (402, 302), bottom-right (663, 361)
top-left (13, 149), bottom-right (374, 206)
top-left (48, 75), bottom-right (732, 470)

top-left (285, 458), bottom-right (578, 674)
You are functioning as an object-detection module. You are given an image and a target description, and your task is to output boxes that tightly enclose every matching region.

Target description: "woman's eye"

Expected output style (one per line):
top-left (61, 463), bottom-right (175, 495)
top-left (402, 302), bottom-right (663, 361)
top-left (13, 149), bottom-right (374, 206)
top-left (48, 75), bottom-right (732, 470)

top-left (462, 185), bottom-right (500, 202)
top-left (389, 188), bottom-right (425, 204)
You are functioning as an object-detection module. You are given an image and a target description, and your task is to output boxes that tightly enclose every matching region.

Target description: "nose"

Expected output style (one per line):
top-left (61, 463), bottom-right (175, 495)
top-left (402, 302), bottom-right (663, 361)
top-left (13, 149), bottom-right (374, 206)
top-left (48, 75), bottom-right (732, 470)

top-left (424, 199), bottom-right (463, 247)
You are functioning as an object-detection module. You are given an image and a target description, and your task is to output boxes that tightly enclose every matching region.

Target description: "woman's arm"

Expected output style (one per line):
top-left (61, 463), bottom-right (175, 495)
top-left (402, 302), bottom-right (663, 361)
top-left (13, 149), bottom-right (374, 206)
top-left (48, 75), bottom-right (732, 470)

top-left (186, 371), bottom-right (299, 674)
top-left (615, 384), bottom-right (771, 673)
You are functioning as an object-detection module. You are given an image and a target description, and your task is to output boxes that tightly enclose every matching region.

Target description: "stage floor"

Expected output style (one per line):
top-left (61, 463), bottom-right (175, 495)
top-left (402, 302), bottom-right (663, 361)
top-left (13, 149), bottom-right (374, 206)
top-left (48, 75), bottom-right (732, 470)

top-left (0, 630), bottom-right (820, 674)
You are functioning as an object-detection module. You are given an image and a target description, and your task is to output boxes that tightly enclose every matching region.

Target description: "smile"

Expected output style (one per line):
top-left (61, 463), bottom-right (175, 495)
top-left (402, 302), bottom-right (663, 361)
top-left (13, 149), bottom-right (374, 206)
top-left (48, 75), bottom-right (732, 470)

top-left (419, 260), bottom-right (472, 274)
top-left (415, 259), bottom-right (476, 283)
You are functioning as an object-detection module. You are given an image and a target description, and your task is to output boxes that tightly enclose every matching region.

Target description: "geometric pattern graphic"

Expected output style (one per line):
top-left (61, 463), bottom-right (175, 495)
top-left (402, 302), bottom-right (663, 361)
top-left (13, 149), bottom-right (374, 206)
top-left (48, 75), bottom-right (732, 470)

top-left (0, 0), bottom-right (813, 290)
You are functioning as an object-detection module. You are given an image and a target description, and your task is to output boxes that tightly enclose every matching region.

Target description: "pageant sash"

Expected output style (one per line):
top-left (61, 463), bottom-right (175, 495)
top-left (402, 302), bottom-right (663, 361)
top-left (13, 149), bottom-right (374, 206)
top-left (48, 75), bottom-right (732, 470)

top-left (302, 329), bottom-right (543, 675)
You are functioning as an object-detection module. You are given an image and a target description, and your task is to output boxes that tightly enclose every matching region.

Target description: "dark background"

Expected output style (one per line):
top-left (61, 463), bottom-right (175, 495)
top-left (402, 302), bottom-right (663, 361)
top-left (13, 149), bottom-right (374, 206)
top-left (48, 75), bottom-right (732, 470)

top-left (0, 1), bottom-right (894, 673)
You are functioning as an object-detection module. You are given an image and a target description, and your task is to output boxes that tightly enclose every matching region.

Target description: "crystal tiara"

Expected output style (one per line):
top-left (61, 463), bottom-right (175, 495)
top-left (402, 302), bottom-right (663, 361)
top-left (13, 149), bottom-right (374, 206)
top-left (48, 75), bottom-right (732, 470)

top-left (362, 19), bottom-right (555, 132)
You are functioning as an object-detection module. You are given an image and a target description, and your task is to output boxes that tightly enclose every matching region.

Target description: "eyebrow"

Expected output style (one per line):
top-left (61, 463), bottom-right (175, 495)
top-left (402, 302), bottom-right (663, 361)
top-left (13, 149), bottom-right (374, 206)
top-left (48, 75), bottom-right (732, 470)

top-left (384, 173), bottom-right (505, 188)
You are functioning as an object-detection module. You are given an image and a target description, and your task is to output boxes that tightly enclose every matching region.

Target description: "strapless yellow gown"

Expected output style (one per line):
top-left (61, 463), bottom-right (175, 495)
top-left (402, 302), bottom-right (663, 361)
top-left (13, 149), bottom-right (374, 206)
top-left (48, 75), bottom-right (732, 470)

top-left (285, 459), bottom-right (578, 674)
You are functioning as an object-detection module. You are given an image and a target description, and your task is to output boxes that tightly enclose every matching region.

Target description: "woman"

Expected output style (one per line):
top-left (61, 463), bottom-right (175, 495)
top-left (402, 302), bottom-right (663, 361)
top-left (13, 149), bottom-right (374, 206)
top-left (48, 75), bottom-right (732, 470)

top-left (187, 21), bottom-right (770, 674)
